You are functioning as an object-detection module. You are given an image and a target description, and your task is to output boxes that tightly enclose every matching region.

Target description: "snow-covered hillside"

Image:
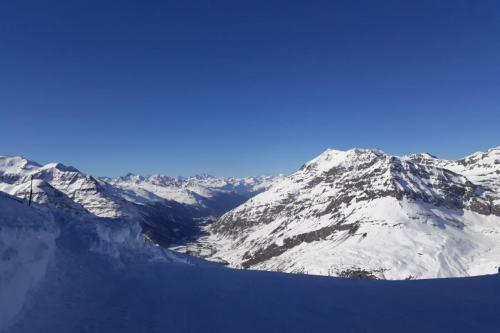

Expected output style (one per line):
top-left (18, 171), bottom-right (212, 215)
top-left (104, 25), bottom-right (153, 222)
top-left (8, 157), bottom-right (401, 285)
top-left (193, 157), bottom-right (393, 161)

top-left (205, 147), bottom-right (500, 279)
top-left (0, 190), bottom-right (193, 332)
top-left (0, 192), bottom-right (57, 331)
top-left (1, 191), bottom-right (500, 333)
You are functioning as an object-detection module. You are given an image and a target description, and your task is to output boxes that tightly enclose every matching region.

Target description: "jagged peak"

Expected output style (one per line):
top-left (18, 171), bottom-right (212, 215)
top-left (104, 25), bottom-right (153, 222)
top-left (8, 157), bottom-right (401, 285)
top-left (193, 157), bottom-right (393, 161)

top-left (41, 162), bottom-right (80, 173)
top-left (190, 173), bottom-right (216, 180)
top-left (454, 146), bottom-right (500, 167)
top-left (118, 173), bottom-right (145, 182)
top-left (408, 152), bottom-right (437, 159)
top-left (147, 174), bottom-right (181, 185)
top-left (303, 147), bottom-right (388, 173)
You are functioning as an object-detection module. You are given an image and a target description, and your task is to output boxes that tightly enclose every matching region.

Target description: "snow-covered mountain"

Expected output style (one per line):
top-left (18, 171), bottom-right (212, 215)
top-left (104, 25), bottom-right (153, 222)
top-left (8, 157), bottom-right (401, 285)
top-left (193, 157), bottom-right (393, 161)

top-left (204, 147), bottom-right (500, 279)
top-left (0, 156), bottom-right (130, 217)
top-left (0, 155), bottom-right (277, 245)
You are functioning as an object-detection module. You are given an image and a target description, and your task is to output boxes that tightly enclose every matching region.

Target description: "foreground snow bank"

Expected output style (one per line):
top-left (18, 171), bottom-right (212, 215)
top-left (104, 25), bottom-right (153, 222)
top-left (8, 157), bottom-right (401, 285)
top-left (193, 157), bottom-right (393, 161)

top-left (0, 194), bottom-right (58, 331)
top-left (7, 257), bottom-right (500, 333)
top-left (0, 192), bottom-right (192, 332)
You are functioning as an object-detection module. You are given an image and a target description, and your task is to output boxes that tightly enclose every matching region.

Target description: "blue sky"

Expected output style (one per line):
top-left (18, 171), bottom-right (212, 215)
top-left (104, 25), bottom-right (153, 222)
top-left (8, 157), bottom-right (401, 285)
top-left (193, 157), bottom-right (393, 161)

top-left (1, 0), bottom-right (499, 177)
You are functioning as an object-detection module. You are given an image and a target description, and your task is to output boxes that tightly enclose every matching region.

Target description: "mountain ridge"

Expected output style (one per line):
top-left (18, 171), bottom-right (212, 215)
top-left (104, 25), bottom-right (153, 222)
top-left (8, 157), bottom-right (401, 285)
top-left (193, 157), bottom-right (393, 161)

top-left (0, 155), bottom-right (278, 246)
top-left (200, 146), bottom-right (500, 279)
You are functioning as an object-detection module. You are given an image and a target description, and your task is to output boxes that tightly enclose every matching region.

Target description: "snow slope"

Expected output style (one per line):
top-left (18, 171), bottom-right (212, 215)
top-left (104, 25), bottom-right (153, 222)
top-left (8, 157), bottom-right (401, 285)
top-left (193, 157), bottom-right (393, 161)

top-left (0, 190), bottom-right (191, 332)
top-left (205, 147), bottom-right (500, 279)
top-left (0, 193), bottom-right (58, 331)
top-left (1, 191), bottom-right (500, 333)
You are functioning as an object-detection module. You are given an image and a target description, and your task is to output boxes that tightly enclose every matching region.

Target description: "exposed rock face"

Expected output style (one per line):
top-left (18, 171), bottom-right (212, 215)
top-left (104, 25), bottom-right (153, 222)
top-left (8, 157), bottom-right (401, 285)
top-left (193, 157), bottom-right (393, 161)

top-left (205, 147), bottom-right (500, 280)
top-left (408, 147), bottom-right (500, 216)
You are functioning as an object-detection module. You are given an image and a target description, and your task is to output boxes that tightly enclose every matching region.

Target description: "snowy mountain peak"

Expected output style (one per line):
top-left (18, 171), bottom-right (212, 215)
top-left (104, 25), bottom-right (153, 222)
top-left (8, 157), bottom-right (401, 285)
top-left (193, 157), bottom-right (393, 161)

top-left (0, 156), bottom-right (41, 175)
top-left (203, 146), bottom-right (500, 279)
top-left (458, 146), bottom-right (500, 166)
top-left (40, 162), bottom-right (80, 173)
top-left (405, 152), bottom-right (438, 161)
top-left (146, 174), bottom-right (181, 186)
top-left (302, 148), bottom-right (386, 173)
top-left (118, 173), bottom-right (146, 183)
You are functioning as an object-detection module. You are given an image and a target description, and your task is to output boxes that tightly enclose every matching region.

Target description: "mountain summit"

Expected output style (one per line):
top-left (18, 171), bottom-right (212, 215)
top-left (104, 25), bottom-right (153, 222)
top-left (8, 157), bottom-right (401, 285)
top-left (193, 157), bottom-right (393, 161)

top-left (203, 147), bottom-right (500, 279)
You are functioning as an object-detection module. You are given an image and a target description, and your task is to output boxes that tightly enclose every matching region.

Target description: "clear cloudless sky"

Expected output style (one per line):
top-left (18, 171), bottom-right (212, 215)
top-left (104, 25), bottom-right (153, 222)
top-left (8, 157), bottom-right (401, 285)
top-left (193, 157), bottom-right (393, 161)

top-left (0, 0), bottom-right (499, 177)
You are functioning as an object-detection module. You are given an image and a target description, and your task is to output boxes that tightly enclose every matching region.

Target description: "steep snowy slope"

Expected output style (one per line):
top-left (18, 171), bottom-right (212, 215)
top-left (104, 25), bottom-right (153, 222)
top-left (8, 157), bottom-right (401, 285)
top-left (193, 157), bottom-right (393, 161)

top-left (0, 192), bottom-right (58, 331)
top-left (205, 148), bottom-right (500, 279)
top-left (2, 191), bottom-right (500, 333)
top-left (0, 190), bottom-right (192, 332)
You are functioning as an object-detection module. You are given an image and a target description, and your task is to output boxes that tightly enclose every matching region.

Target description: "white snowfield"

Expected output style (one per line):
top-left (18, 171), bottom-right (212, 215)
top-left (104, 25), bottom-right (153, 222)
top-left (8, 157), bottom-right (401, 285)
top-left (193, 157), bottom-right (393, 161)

top-left (206, 147), bottom-right (500, 279)
top-left (1, 192), bottom-right (500, 333)
top-left (0, 191), bottom-right (188, 332)
top-left (0, 193), bottom-right (57, 331)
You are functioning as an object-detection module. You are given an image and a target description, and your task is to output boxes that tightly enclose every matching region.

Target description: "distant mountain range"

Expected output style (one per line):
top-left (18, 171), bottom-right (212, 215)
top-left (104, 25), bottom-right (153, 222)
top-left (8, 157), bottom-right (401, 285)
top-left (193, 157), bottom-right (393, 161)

top-left (0, 156), bottom-right (277, 245)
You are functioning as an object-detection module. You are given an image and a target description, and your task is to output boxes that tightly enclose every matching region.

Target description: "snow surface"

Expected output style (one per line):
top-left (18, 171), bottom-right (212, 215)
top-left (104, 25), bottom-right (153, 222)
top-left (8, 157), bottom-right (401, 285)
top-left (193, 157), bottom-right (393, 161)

top-left (0, 193), bottom-right (57, 331)
top-left (1, 191), bottom-right (500, 333)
